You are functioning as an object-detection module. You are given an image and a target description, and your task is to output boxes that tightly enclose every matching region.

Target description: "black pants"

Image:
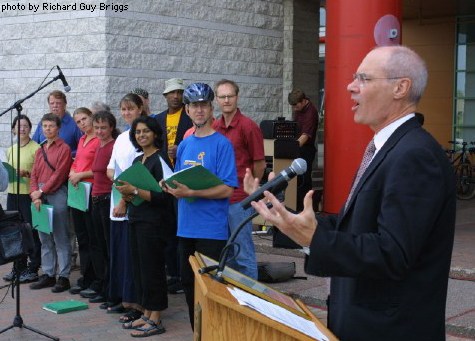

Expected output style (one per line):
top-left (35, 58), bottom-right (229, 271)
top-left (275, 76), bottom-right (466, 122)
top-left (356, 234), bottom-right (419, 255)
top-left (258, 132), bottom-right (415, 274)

top-left (164, 199), bottom-right (179, 278)
top-left (297, 144), bottom-right (316, 212)
top-left (7, 194), bottom-right (41, 271)
top-left (91, 195), bottom-right (111, 298)
top-left (71, 205), bottom-right (98, 290)
top-left (129, 221), bottom-right (168, 311)
top-left (178, 237), bottom-right (226, 328)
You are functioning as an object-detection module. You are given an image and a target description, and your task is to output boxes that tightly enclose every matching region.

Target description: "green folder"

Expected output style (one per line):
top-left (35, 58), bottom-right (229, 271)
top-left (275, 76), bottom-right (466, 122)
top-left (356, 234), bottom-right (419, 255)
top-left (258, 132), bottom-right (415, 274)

top-left (67, 181), bottom-right (92, 212)
top-left (165, 165), bottom-right (223, 190)
top-left (43, 299), bottom-right (88, 314)
top-left (114, 162), bottom-right (162, 206)
top-left (2, 162), bottom-right (26, 184)
top-left (31, 203), bottom-right (53, 233)
top-left (112, 185), bottom-right (122, 208)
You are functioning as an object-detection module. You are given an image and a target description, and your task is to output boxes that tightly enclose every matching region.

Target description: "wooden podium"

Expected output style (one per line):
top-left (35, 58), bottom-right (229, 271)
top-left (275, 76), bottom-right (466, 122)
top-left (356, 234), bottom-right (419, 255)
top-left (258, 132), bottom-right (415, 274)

top-left (191, 254), bottom-right (337, 341)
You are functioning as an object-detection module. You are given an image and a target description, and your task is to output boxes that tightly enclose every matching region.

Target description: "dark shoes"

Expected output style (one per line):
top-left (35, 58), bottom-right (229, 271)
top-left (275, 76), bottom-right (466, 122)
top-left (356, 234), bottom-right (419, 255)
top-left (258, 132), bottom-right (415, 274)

top-left (30, 274), bottom-right (56, 290)
top-left (107, 303), bottom-right (126, 314)
top-left (51, 277), bottom-right (71, 293)
top-left (69, 285), bottom-right (83, 295)
top-left (19, 268), bottom-right (39, 283)
top-left (89, 295), bottom-right (106, 303)
top-left (119, 309), bottom-right (142, 323)
top-left (3, 267), bottom-right (39, 283)
top-left (80, 288), bottom-right (98, 299)
top-left (100, 301), bottom-right (118, 310)
top-left (3, 268), bottom-right (16, 282)
top-left (167, 277), bottom-right (184, 294)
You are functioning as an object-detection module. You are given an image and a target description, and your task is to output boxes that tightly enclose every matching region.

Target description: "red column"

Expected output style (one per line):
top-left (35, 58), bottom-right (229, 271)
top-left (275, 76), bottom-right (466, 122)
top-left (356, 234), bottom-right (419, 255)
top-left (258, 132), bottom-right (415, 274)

top-left (323, 0), bottom-right (402, 213)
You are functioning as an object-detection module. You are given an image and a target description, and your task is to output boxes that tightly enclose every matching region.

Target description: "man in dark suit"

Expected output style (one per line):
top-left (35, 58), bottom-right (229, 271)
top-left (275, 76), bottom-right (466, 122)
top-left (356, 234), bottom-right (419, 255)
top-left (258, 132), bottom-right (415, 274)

top-left (249, 45), bottom-right (456, 341)
top-left (155, 78), bottom-right (193, 295)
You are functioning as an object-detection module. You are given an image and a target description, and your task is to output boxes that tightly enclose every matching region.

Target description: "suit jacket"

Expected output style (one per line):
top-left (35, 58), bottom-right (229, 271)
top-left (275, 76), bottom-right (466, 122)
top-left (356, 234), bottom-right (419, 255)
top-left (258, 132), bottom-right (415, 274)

top-left (305, 117), bottom-right (456, 341)
top-left (155, 107), bottom-right (193, 164)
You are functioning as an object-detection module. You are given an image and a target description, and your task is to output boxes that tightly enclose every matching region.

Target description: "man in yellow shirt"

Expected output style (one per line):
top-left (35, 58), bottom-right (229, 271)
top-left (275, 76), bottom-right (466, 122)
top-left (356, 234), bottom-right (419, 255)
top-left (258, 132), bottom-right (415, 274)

top-left (156, 78), bottom-right (193, 165)
top-left (155, 78), bottom-right (193, 294)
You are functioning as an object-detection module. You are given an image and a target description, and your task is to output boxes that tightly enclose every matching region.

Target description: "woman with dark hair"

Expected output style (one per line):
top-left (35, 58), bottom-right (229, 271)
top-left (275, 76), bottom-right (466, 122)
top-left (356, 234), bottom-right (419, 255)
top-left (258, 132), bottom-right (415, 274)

top-left (116, 116), bottom-right (175, 337)
top-left (106, 93), bottom-right (146, 321)
top-left (89, 111), bottom-right (119, 307)
top-left (3, 115), bottom-right (41, 283)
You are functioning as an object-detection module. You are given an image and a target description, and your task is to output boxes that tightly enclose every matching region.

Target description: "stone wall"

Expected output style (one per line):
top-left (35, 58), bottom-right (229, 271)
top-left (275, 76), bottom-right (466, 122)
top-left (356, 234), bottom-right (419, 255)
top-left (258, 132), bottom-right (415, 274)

top-left (0, 0), bottom-right (286, 137)
top-left (0, 0), bottom-right (321, 203)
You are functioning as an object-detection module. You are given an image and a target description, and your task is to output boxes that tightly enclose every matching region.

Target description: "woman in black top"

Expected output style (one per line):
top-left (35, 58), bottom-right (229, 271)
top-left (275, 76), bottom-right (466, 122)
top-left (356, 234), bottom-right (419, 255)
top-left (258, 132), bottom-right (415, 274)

top-left (116, 116), bottom-right (175, 337)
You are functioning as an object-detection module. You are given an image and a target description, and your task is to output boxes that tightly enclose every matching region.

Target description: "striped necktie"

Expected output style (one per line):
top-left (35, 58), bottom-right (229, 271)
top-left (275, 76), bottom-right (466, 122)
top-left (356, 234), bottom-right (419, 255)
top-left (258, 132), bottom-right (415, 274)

top-left (345, 139), bottom-right (376, 210)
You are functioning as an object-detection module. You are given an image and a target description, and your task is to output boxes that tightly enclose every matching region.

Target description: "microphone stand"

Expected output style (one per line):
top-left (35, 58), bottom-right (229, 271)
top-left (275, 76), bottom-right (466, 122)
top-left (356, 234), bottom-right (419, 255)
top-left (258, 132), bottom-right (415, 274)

top-left (199, 203), bottom-right (272, 283)
top-left (0, 74), bottom-right (62, 341)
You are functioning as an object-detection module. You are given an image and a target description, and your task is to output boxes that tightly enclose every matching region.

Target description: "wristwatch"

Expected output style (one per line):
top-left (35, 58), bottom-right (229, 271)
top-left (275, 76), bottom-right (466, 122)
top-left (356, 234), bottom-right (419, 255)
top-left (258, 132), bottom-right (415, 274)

top-left (133, 188), bottom-right (139, 196)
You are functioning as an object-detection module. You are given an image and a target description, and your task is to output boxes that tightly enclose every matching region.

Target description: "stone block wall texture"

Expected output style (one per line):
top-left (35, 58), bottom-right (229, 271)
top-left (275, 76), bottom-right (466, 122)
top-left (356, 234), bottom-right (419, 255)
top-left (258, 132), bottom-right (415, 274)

top-left (0, 0), bottom-right (286, 139)
top-left (0, 0), bottom-right (322, 204)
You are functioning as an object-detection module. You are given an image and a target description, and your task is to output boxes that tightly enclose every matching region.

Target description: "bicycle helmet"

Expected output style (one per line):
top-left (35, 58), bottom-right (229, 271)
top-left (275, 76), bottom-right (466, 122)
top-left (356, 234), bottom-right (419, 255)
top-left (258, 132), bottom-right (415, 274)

top-left (183, 83), bottom-right (215, 104)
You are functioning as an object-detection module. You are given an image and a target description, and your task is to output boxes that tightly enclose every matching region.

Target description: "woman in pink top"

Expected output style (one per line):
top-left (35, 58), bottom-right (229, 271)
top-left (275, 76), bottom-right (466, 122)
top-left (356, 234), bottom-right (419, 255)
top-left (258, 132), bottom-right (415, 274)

top-left (68, 107), bottom-right (101, 298)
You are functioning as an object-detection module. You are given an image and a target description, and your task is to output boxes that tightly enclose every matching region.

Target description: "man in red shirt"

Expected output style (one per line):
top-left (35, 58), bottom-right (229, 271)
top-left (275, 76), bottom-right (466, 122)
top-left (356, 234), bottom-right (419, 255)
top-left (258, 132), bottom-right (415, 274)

top-left (30, 113), bottom-right (73, 293)
top-left (213, 79), bottom-right (265, 279)
top-left (288, 89), bottom-right (318, 211)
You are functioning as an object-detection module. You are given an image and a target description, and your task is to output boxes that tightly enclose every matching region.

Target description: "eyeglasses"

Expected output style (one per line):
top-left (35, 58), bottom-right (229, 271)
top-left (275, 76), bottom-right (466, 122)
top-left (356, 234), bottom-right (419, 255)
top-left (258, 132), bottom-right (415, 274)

top-left (352, 73), bottom-right (405, 84)
top-left (216, 95), bottom-right (237, 100)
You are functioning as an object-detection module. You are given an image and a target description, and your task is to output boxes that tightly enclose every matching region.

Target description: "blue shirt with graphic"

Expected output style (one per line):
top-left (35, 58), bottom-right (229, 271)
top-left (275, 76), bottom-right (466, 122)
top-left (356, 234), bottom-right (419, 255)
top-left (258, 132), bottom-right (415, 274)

top-left (175, 132), bottom-right (237, 240)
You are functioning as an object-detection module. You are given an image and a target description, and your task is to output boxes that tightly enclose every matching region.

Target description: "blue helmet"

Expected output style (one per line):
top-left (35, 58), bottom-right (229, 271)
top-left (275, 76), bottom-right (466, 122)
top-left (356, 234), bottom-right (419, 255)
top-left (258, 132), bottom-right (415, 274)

top-left (183, 83), bottom-right (215, 104)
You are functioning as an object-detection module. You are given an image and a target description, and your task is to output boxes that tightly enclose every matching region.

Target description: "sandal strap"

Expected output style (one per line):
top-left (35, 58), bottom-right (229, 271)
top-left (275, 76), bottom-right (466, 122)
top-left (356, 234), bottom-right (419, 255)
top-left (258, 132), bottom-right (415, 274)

top-left (146, 319), bottom-right (158, 327)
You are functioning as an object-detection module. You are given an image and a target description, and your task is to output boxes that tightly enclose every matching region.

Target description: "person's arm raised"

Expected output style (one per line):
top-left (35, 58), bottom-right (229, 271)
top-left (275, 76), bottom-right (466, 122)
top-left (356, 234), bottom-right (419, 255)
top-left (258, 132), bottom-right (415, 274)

top-left (251, 190), bottom-right (317, 247)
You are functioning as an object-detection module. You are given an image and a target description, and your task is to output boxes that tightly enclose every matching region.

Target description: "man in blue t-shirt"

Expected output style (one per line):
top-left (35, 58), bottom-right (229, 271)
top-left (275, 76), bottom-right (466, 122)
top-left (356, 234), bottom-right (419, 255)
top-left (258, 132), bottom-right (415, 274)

top-left (32, 90), bottom-right (82, 157)
top-left (163, 82), bottom-right (237, 329)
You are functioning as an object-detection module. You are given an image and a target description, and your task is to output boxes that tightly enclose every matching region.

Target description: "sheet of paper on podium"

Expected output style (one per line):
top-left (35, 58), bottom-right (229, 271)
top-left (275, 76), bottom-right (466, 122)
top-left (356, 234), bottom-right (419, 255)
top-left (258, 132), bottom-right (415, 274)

top-left (31, 203), bottom-right (53, 233)
top-left (2, 162), bottom-right (26, 184)
top-left (67, 181), bottom-right (92, 212)
top-left (114, 161), bottom-right (162, 206)
top-left (228, 287), bottom-right (329, 341)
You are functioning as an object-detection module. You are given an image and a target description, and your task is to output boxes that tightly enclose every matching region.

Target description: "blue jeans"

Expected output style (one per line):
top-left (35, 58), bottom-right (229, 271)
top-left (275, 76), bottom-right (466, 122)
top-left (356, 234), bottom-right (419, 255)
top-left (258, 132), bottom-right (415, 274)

top-left (227, 202), bottom-right (257, 279)
top-left (39, 185), bottom-right (72, 278)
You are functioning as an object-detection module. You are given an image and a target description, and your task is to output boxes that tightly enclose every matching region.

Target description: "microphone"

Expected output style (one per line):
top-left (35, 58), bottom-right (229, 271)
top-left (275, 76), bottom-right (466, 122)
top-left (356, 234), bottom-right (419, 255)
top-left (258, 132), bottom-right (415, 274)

top-left (240, 158), bottom-right (307, 209)
top-left (56, 66), bottom-right (71, 92)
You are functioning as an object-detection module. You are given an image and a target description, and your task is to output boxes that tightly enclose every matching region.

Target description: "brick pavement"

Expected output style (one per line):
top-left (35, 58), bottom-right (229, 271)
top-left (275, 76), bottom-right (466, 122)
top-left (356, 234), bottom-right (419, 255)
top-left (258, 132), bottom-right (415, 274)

top-left (0, 198), bottom-right (473, 340)
top-left (0, 268), bottom-right (193, 341)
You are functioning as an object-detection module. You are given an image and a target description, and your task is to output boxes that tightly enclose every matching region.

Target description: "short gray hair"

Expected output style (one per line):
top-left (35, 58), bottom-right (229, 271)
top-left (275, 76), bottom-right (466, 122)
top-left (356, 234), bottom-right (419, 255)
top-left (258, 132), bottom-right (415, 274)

top-left (382, 46), bottom-right (428, 104)
top-left (90, 101), bottom-right (111, 113)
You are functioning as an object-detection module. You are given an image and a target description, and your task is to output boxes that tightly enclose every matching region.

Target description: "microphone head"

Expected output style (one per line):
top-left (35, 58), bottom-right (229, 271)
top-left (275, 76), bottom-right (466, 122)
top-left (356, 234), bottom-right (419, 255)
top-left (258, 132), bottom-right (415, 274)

top-left (291, 158), bottom-right (307, 175)
top-left (64, 85), bottom-right (71, 93)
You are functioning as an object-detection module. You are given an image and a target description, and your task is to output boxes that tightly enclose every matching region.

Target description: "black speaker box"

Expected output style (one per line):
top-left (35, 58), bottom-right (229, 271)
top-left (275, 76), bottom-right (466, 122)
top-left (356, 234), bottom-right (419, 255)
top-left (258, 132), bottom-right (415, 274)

top-left (272, 227), bottom-right (301, 249)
